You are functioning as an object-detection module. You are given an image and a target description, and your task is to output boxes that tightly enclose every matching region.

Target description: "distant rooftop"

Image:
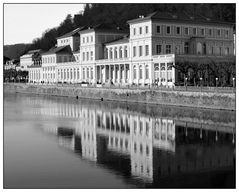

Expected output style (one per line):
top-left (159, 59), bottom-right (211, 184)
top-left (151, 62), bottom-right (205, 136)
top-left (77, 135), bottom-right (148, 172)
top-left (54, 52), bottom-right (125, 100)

top-left (80, 23), bottom-right (129, 34)
top-left (41, 45), bottom-right (72, 55)
top-left (104, 35), bottom-right (129, 46)
top-left (27, 49), bottom-right (42, 54)
top-left (127, 11), bottom-right (234, 26)
top-left (57, 27), bottom-right (86, 39)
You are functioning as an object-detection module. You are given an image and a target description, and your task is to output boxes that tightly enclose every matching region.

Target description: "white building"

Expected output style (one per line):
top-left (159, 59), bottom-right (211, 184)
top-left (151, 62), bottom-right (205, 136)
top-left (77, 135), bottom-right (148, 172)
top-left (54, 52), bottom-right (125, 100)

top-left (20, 49), bottom-right (42, 71)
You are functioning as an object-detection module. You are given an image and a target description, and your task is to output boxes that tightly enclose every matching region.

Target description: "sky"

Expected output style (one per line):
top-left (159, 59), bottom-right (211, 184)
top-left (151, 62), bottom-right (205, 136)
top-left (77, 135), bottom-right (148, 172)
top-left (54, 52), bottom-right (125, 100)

top-left (4, 4), bottom-right (85, 45)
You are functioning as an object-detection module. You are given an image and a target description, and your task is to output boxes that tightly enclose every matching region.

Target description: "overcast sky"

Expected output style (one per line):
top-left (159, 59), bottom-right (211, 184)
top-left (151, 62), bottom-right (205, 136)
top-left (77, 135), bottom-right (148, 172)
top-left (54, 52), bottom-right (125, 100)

top-left (4, 4), bottom-right (85, 45)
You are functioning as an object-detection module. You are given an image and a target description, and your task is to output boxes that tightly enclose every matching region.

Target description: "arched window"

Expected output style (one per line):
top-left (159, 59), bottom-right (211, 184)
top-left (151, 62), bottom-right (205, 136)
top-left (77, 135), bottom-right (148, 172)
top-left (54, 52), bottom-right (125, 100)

top-left (124, 46), bottom-right (128, 58)
top-left (110, 48), bottom-right (113, 59)
top-left (145, 65), bottom-right (149, 79)
top-left (197, 42), bottom-right (202, 54)
top-left (203, 43), bottom-right (206, 54)
top-left (160, 63), bottom-right (166, 82)
top-left (139, 65), bottom-right (143, 79)
top-left (119, 47), bottom-right (122, 58)
top-left (133, 66), bottom-right (137, 79)
top-left (114, 48), bottom-right (117, 59)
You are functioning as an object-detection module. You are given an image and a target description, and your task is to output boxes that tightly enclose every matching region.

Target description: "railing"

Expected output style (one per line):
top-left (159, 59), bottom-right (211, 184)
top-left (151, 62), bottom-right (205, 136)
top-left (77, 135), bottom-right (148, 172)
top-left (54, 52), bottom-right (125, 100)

top-left (6, 82), bottom-right (236, 93)
top-left (95, 57), bottom-right (130, 64)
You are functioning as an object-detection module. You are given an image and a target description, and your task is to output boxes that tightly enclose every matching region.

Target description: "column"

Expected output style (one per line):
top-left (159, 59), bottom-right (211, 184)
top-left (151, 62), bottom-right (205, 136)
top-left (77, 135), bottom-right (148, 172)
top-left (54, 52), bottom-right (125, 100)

top-left (158, 63), bottom-right (161, 85)
top-left (137, 64), bottom-right (140, 85)
top-left (165, 63), bottom-right (168, 87)
top-left (107, 48), bottom-right (110, 59)
top-left (150, 62), bottom-right (154, 86)
top-left (109, 65), bottom-right (111, 83)
top-left (172, 62), bottom-right (175, 86)
top-left (104, 65), bottom-right (107, 83)
top-left (100, 66), bottom-right (102, 83)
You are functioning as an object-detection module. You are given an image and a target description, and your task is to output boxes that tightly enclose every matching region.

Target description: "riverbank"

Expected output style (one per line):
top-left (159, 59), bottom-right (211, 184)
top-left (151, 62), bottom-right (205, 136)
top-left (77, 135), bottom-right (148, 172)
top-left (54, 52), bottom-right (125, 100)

top-left (4, 83), bottom-right (235, 111)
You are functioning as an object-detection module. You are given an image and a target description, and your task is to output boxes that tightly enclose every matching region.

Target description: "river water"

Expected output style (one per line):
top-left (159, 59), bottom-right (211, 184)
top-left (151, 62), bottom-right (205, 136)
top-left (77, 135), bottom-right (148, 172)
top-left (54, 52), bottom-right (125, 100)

top-left (4, 92), bottom-right (235, 188)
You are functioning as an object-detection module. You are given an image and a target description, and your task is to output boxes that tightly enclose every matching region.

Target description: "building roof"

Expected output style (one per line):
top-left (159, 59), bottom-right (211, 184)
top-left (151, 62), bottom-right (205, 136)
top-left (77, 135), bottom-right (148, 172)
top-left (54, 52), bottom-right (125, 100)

top-left (127, 11), bottom-right (234, 26)
top-left (41, 45), bottom-right (72, 55)
top-left (79, 23), bottom-right (128, 34)
top-left (104, 35), bottom-right (129, 46)
top-left (56, 27), bottom-right (86, 39)
top-left (27, 49), bottom-right (42, 54)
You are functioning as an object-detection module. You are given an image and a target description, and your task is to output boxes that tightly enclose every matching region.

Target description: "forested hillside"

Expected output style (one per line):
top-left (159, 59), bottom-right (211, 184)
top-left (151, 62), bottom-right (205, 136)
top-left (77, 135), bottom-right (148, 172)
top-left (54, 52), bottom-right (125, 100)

top-left (4, 3), bottom-right (235, 60)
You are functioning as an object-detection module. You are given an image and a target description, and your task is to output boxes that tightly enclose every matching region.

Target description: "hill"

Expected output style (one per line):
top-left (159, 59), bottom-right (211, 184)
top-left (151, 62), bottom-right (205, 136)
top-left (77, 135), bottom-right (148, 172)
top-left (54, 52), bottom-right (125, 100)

top-left (3, 43), bottom-right (31, 60)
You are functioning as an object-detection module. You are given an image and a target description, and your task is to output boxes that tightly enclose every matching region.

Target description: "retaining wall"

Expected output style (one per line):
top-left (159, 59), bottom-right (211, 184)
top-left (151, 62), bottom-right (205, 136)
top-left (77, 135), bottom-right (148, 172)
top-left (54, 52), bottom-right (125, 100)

top-left (4, 83), bottom-right (236, 111)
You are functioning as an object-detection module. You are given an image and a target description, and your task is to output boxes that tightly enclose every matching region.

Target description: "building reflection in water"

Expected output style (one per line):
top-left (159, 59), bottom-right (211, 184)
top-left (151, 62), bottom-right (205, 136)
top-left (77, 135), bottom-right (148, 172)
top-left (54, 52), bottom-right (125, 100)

top-left (30, 97), bottom-right (235, 187)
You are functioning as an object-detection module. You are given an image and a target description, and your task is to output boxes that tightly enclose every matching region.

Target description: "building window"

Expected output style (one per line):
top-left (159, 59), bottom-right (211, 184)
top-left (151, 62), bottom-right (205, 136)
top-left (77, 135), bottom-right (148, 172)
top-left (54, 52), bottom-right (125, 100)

top-left (145, 26), bottom-right (148, 34)
top-left (184, 27), bottom-right (189, 35)
top-left (139, 66), bottom-right (143, 79)
top-left (145, 65), bottom-right (149, 79)
top-left (184, 42), bottom-right (189, 54)
top-left (217, 29), bottom-right (221, 36)
top-left (145, 45), bottom-right (149, 56)
top-left (176, 26), bottom-right (181, 35)
top-left (133, 66), bottom-right (137, 79)
top-left (90, 51), bottom-right (93, 60)
top-left (133, 46), bottom-right (136, 57)
top-left (193, 27), bottom-right (197, 35)
top-left (124, 46), bottom-right (128, 57)
top-left (91, 68), bottom-right (93, 79)
top-left (139, 46), bottom-right (143, 56)
top-left (225, 47), bottom-right (229, 55)
top-left (83, 37), bottom-right (85, 43)
top-left (114, 48), bottom-right (117, 59)
top-left (156, 45), bottom-right (162, 54)
top-left (110, 48), bottom-right (113, 59)
top-left (219, 47), bottom-right (222, 55)
top-left (83, 52), bottom-right (85, 61)
top-left (201, 28), bottom-right (205, 36)
top-left (91, 36), bottom-right (93, 42)
top-left (166, 26), bottom-right (171, 34)
top-left (211, 46), bottom-right (214, 55)
top-left (119, 47), bottom-right (123, 58)
top-left (225, 30), bottom-right (229, 38)
top-left (209, 29), bottom-right (212, 36)
top-left (139, 27), bottom-right (142, 34)
top-left (166, 45), bottom-right (171, 54)
top-left (157, 26), bottom-right (161, 33)
top-left (160, 63), bottom-right (166, 82)
top-left (86, 52), bottom-right (89, 60)
top-left (86, 36), bottom-right (89, 43)
top-left (133, 28), bottom-right (136, 35)
top-left (167, 63), bottom-right (173, 82)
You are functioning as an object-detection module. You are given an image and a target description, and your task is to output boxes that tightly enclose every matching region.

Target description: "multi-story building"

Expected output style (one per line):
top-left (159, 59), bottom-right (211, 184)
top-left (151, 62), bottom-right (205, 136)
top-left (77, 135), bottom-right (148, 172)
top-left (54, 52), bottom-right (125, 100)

top-left (28, 11), bottom-right (234, 86)
top-left (20, 49), bottom-right (42, 71)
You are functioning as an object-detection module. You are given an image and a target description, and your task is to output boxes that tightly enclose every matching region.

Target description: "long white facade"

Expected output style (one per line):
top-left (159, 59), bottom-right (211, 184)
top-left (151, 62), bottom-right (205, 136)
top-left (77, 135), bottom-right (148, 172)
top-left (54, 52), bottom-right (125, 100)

top-left (28, 16), bottom-right (177, 87)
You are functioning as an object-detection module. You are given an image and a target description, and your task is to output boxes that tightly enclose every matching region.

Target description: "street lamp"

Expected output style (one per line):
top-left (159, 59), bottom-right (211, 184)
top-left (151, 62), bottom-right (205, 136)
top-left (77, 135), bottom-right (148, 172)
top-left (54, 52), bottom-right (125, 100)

top-left (200, 77), bottom-right (203, 92)
top-left (215, 77), bottom-right (218, 88)
top-left (232, 77), bottom-right (235, 88)
top-left (185, 77), bottom-right (188, 91)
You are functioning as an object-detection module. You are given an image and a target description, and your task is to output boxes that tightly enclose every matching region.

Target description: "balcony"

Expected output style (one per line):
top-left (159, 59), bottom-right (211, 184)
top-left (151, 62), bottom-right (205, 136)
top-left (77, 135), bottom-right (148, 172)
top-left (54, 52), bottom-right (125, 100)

top-left (96, 57), bottom-right (130, 65)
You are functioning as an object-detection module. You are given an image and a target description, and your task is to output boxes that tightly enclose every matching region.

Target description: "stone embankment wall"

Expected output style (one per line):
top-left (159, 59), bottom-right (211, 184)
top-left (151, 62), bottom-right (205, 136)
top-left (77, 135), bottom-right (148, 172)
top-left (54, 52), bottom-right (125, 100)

top-left (4, 83), bottom-right (235, 111)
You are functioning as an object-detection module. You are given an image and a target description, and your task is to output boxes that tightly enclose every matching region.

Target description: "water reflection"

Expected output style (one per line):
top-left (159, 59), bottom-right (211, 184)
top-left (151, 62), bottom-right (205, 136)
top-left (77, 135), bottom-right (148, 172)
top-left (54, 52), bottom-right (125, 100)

top-left (26, 95), bottom-right (235, 187)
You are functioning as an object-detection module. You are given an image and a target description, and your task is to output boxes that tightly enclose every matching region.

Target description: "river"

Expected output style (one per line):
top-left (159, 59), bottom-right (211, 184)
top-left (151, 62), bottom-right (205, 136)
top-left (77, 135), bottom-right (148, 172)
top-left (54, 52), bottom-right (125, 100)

top-left (3, 92), bottom-right (235, 188)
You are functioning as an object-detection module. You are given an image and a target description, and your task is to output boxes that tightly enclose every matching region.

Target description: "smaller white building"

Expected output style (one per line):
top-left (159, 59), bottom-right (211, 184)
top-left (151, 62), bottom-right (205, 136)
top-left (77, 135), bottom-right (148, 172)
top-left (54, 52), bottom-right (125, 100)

top-left (20, 49), bottom-right (42, 71)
